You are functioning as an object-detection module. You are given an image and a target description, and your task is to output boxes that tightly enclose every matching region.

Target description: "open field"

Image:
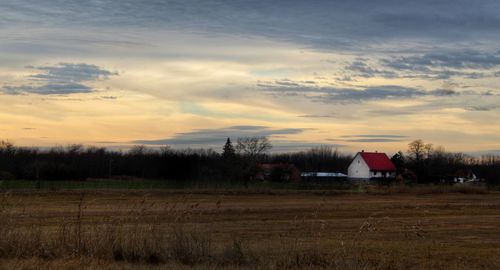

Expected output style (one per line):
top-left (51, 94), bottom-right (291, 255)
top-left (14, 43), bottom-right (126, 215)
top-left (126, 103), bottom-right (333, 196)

top-left (1, 190), bottom-right (499, 269)
top-left (1, 179), bottom-right (496, 193)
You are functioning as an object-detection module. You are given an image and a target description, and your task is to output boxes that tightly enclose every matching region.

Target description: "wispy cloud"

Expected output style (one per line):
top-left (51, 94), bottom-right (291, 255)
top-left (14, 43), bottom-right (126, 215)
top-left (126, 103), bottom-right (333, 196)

top-left (464, 105), bottom-right (500, 111)
top-left (27, 63), bottom-right (117, 82)
top-left (383, 51), bottom-right (500, 70)
top-left (1, 63), bottom-right (117, 95)
top-left (132, 125), bottom-right (310, 146)
top-left (131, 125), bottom-right (329, 152)
top-left (345, 60), bottom-right (398, 78)
top-left (335, 134), bottom-right (408, 143)
top-left (342, 138), bottom-right (405, 143)
top-left (259, 79), bottom-right (459, 103)
top-left (341, 134), bottom-right (408, 138)
top-left (342, 51), bottom-right (500, 81)
top-left (298, 114), bottom-right (335, 118)
top-left (2, 83), bottom-right (93, 95)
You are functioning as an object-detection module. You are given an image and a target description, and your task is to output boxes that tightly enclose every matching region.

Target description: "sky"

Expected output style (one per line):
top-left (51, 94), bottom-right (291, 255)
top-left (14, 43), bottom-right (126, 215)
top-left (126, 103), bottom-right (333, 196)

top-left (1, 0), bottom-right (500, 154)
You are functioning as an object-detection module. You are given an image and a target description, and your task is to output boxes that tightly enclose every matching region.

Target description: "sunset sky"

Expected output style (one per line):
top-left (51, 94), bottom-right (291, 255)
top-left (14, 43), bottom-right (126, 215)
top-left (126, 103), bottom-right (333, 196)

top-left (1, 1), bottom-right (500, 154)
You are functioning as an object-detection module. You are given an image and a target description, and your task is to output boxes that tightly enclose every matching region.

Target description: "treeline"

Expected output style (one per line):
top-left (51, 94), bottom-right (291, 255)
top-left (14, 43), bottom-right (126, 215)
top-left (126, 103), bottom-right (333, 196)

top-left (0, 139), bottom-right (351, 185)
top-left (391, 139), bottom-right (500, 185)
top-left (271, 146), bottom-right (351, 173)
top-left (0, 139), bottom-right (499, 186)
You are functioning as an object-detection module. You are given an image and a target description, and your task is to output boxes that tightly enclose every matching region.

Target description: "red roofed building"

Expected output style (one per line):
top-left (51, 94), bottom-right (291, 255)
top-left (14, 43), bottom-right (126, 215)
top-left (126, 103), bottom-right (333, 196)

top-left (347, 151), bottom-right (396, 180)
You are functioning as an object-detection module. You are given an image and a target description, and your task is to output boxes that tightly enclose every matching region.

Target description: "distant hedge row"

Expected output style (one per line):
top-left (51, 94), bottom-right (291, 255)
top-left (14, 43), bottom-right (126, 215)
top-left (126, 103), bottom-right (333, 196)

top-left (0, 141), bottom-right (499, 186)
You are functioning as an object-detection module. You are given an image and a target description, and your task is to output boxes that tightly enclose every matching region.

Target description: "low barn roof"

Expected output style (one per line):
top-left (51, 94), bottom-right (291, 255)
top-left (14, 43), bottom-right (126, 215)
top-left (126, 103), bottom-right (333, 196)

top-left (360, 152), bottom-right (396, 171)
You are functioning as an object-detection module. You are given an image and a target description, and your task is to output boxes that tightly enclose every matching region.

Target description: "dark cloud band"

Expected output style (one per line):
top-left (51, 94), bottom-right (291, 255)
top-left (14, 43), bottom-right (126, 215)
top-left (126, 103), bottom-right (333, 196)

top-left (1, 63), bottom-right (117, 95)
top-left (133, 125), bottom-right (308, 146)
top-left (259, 80), bottom-right (461, 103)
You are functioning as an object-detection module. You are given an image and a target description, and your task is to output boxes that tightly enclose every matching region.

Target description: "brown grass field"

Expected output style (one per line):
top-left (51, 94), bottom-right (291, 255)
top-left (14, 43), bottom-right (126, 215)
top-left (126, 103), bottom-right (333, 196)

top-left (0, 188), bottom-right (499, 269)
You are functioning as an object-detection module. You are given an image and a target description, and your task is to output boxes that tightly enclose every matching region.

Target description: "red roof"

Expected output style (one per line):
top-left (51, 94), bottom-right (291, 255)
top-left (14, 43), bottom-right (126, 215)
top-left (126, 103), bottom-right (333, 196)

top-left (359, 152), bottom-right (396, 171)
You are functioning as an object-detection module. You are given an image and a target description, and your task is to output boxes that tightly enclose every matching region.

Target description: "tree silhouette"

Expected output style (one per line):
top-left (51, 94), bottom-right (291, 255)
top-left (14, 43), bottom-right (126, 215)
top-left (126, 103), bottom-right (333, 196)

top-left (0, 138), bottom-right (498, 186)
top-left (222, 138), bottom-right (236, 159)
top-left (235, 136), bottom-right (272, 188)
top-left (391, 151), bottom-right (405, 174)
top-left (407, 139), bottom-right (425, 161)
top-left (236, 136), bottom-right (271, 160)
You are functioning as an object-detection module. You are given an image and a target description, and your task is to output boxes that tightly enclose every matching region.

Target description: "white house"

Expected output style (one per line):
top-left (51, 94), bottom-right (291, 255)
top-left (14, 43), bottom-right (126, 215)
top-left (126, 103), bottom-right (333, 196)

top-left (347, 151), bottom-right (396, 180)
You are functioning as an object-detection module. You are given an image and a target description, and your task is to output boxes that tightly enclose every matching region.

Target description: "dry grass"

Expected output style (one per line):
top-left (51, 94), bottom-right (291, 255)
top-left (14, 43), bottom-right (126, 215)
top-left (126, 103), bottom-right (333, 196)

top-left (0, 190), bottom-right (499, 269)
top-left (367, 183), bottom-right (490, 195)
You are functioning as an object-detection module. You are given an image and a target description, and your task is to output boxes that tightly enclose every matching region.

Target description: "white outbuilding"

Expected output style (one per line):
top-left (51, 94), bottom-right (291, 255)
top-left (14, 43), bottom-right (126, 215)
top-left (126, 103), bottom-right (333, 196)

top-left (347, 151), bottom-right (397, 180)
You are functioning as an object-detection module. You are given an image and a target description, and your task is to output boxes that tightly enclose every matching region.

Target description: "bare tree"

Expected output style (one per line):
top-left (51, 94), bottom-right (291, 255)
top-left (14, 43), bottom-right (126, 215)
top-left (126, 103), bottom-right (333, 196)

top-left (159, 145), bottom-right (174, 155)
top-left (129, 145), bottom-right (148, 155)
top-left (236, 136), bottom-right (272, 160)
top-left (0, 140), bottom-right (15, 153)
top-left (66, 144), bottom-right (84, 154)
top-left (424, 143), bottom-right (434, 159)
top-left (235, 136), bottom-right (272, 188)
top-left (407, 139), bottom-right (426, 161)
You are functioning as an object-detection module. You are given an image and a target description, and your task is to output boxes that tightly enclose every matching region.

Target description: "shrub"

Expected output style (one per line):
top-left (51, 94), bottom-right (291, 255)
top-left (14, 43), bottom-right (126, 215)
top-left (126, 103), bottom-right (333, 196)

top-left (0, 171), bottom-right (14, 181)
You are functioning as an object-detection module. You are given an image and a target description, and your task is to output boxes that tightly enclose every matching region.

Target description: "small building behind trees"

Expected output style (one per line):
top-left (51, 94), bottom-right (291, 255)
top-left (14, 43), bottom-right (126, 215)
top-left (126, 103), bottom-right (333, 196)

top-left (347, 151), bottom-right (396, 180)
top-left (256, 163), bottom-right (301, 183)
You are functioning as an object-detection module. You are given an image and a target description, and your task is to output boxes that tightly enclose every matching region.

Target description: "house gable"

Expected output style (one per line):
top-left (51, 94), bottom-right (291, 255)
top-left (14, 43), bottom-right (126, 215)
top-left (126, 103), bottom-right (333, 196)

top-left (347, 153), bottom-right (371, 179)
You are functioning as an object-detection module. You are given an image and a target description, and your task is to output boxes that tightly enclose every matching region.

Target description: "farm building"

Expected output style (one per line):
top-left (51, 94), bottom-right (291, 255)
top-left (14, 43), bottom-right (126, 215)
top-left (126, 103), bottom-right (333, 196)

top-left (452, 169), bottom-right (480, 184)
top-left (256, 163), bottom-right (301, 182)
top-left (347, 151), bottom-right (396, 180)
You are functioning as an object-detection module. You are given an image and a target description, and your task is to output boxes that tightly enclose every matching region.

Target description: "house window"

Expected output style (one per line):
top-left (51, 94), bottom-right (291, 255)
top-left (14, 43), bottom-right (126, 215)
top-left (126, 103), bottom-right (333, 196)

top-left (358, 160), bottom-right (360, 164)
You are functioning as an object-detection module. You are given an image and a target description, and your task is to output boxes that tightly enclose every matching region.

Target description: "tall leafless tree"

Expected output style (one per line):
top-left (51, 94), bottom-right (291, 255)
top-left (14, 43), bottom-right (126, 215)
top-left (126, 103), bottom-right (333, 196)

top-left (235, 136), bottom-right (272, 160)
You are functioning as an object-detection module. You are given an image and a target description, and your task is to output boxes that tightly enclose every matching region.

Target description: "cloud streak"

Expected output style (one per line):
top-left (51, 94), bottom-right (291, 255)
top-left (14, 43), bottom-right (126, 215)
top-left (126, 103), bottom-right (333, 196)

top-left (383, 51), bottom-right (500, 70)
top-left (342, 138), bottom-right (405, 143)
top-left (259, 79), bottom-right (459, 103)
top-left (2, 83), bottom-right (92, 95)
top-left (341, 135), bottom-right (408, 138)
top-left (27, 63), bottom-right (117, 82)
top-left (132, 125), bottom-right (310, 146)
top-left (335, 134), bottom-right (408, 143)
top-left (1, 63), bottom-right (117, 95)
top-left (343, 51), bottom-right (500, 81)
